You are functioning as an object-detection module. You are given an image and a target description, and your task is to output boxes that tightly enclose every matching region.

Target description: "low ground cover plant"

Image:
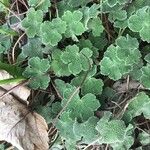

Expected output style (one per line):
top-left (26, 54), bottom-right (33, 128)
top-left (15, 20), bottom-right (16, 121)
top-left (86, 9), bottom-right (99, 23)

top-left (0, 0), bottom-right (150, 149)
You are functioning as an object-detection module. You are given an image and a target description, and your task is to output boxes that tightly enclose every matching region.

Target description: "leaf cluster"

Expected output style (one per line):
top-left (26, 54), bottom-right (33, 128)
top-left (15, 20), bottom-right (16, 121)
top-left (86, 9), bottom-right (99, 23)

top-left (0, 0), bottom-right (150, 149)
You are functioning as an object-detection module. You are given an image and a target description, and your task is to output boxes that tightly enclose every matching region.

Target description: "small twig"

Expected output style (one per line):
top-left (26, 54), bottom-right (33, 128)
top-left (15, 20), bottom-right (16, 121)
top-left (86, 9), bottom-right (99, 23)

top-left (83, 139), bottom-right (100, 150)
top-left (51, 80), bottom-right (63, 100)
top-left (0, 80), bottom-right (28, 105)
top-left (50, 54), bottom-right (92, 127)
top-left (11, 32), bottom-right (25, 63)
top-left (19, 0), bottom-right (29, 9)
top-left (105, 144), bottom-right (109, 150)
top-left (134, 125), bottom-right (150, 134)
top-left (16, 0), bottom-right (20, 15)
top-left (52, 86), bottom-right (80, 125)
top-left (126, 75), bottom-right (130, 91)
top-left (0, 1), bottom-right (22, 22)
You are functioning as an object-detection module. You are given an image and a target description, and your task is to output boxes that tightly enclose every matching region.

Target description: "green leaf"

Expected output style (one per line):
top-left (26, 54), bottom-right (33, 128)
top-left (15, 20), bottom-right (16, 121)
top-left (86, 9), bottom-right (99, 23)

top-left (36, 102), bottom-right (62, 124)
top-left (128, 6), bottom-right (150, 42)
top-left (0, 24), bottom-right (17, 36)
top-left (0, 77), bottom-right (26, 85)
top-left (23, 57), bottom-right (50, 89)
top-left (55, 79), bottom-right (100, 121)
top-left (62, 10), bottom-right (86, 40)
top-left (111, 136), bottom-right (134, 150)
top-left (21, 8), bottom-right (43, 38)
top-left (140, 64), bottom-right (150, 89)
top-left (63, 93), bottom-right (100, 121)
top-left (144, 53), bottom-right (150, 63)
top-left (40, 18), bottom-right (66, 46)
top-left (51, 49), bottom-right (71, 76)
top-left (28, 0), bottom-right (51, 12)
top-left (109, 10), bottom-right (127, 21)
top-left (18, 38), bottom-right (50, 60)
top-left (56, 111), bottom-right (99, 149)
top-left (108, 9), bottom-right (128, 28)
top-left (123, 92), bottom-right (150, 122)
top-left (0, 144), bottom-right (4, 150)
top-left (96, 112), bottom-right (133, 145)
top-left (74, 77), bottom-right (103, 95)
top-left (68, 0), bottom-right (91, 7)
top-left (138, 132), bottom-right (150, 146)
top-left (57, 1), bottom-right (75, 17)
top-left (71, 67), bottom-right (104, 95)
top-left (77, 39), bottom-right (99, 58)
top-left (55, 79), bottom-right (76, 98)
top-left (73, 116), bottom-right (99, 143)
top-left (56, 111), bottom-right (77, 150)
top-left (80, 4), bottom-right (100, 29)
top-left (0, 0), bottom-right (10, 12)
top-left (88, 17), bottom-right (104, 37)
top-left (100, 35), bottom-right (141, 80)
top-left (107, 0), bottom-right (127, 7)
top-left (0, 35), bottom-right (11, 54)
top-left (101, 0), bottom-right (126, 13)
top-left (60, 44), bottom-right (93, 75)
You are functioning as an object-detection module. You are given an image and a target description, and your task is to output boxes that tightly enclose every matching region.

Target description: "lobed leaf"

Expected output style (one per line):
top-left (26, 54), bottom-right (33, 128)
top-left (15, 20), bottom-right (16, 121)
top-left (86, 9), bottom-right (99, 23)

top-left (56, 111), bottom-right (99, 149)
top-left (18, 38), bottom-right (50, 60)
top-left (40, 18), bottom-right (66, 46)
top-left (0, 35), bottom-right (11, 54)
top-left (71, 67), bottom-right (104, 95)
top-left (55, 79), bottom-right (100, 121)
top-left (88, 17), bottom-right (104, 37)
top-left (51, 49), bottom-right (71, 76)
top-left (28, 0), bottom-right (51, 12)
top-left (63, 93), bottom-right (100, 121)
top-left (62, 10), bottom-right (86, 40)
top-left (128, 6), bottom-right (150, 42)
top-left (21, 8), bottom-right (43, 38)
top-left (68, 0), bottom-right (91, 7)
top-left (96, 112), bottom-right (134, 147)
top-left (138, 132), bottom-right (150, 146)
top-left (23, 57), bottom-right (50, 89)
top-left (123, 92), bottom-right (150, 122)
top-left (140, 64), bottom-right (150, 89)
top-left (60, 44), bottom-right (93, 75)
top-left (80, 4), bottom-right (100, 29)
top-left (100, 35), bottom-right (141, 80)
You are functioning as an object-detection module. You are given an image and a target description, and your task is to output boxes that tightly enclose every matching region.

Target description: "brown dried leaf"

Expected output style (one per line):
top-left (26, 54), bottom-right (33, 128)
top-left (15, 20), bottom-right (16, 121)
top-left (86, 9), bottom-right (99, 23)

top-left (0, 70), bottom-right (30, 102)
top-left (0, 70), bottom-right (49, 150)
